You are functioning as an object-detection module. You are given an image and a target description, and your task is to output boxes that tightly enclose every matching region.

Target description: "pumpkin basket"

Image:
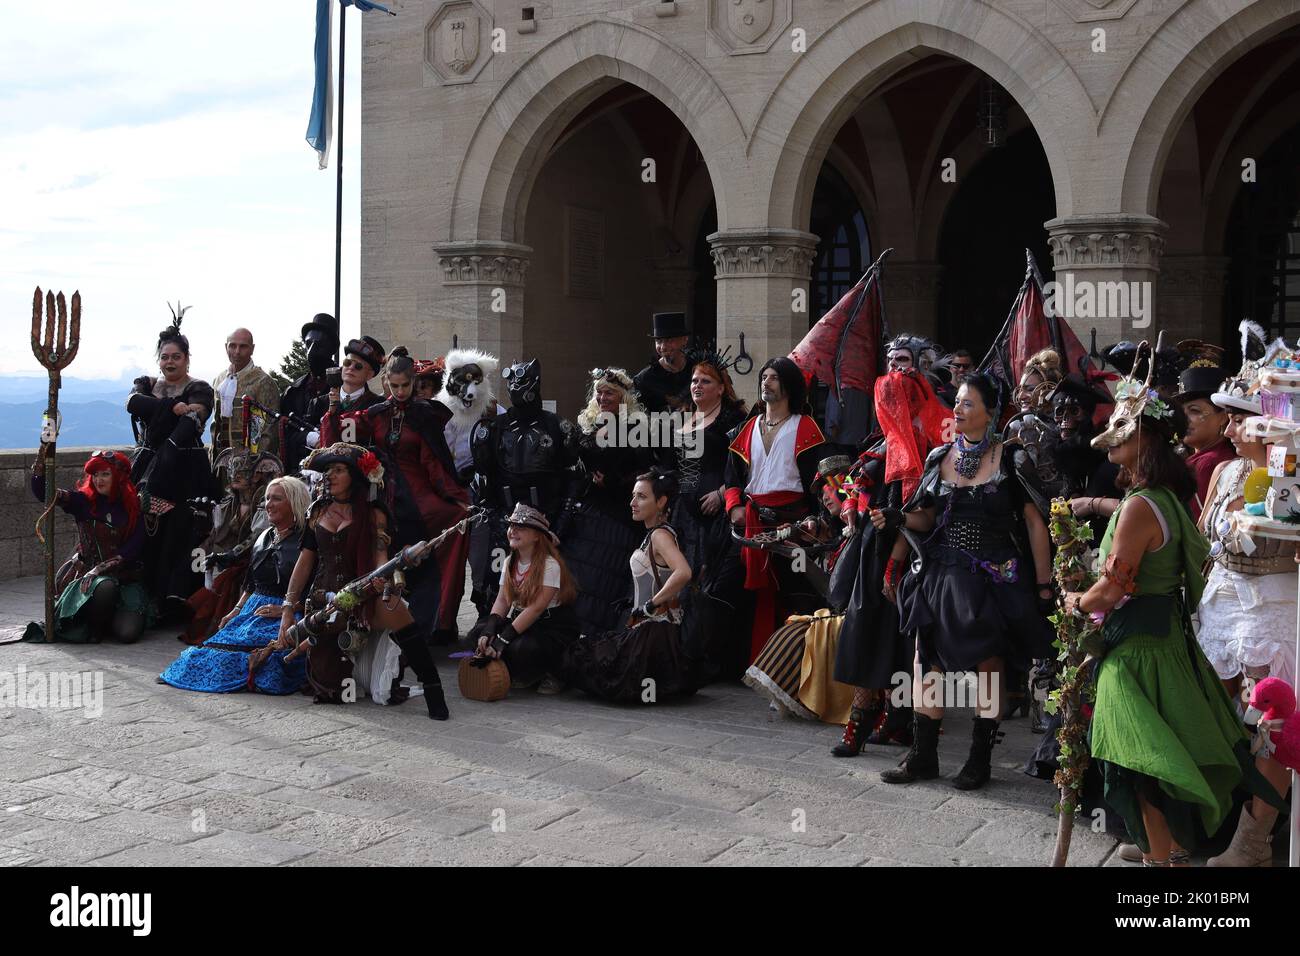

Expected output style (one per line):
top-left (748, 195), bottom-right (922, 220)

top-left (457, 655), bottom-right (510, 702)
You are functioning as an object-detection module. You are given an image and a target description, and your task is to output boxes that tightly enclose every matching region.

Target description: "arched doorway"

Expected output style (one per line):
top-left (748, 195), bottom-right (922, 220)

top-left (522, 85), bottom-right (717, 416)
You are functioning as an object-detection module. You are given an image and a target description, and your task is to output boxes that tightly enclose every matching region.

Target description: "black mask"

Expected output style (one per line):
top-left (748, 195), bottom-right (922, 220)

top-left (504, 359), bottom-right (542, 411)
top-left (304, 328), bottom-right (339, 378)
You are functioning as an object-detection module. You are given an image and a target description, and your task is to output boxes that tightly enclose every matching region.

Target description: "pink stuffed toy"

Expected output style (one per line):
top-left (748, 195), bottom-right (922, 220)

top-left (1246, 676), bottom-right (1300, 772)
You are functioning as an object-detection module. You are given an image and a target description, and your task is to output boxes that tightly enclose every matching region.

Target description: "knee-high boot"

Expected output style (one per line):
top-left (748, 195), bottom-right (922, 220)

top-left (391, 625), bottom-right (450, 721)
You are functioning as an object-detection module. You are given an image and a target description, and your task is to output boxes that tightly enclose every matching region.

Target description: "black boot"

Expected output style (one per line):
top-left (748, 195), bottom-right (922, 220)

top-left (880, 713), bottom-right (941, 784)
top-left (831, 703), bottom-right (883, 758)
top-left (392, 626), bottom-right (450, 721)
top-left (952, 717), bottom-right (1003, 790)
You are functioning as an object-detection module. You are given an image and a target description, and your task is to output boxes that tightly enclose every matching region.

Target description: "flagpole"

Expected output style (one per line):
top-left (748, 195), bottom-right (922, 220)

top-left (334, 2), bottom-right (346, 326)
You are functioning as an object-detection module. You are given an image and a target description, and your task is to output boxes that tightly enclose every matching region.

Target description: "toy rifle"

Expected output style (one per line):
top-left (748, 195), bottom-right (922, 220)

top-left (282, 507), bottom-right (484, 661)
top-left (31, 288), bottom-right (82, 642)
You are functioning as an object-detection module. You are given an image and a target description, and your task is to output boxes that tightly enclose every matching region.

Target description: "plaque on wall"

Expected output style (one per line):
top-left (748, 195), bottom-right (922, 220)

top-left (565, 205), bottom-right (604, 299)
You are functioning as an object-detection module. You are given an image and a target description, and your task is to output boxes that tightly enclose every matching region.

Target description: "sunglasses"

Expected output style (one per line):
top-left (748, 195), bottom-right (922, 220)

top-left (950, 363), bottom-right (972, 371)
top-left (502, 366), bottom-right (532, 380)
top-left (341, 359), bottom-right (370, 371)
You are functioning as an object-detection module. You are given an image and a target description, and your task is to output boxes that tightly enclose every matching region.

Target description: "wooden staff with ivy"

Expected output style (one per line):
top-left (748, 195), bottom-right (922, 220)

top-left (1047, 497), bottom-right (1104, 866)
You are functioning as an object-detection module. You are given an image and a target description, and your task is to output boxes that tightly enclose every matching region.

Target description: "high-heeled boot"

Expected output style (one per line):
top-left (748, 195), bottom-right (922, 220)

top-left (831, 702), bottom-right (884, 758)
top-left (392, 626), bottom-right (450, 721)
top-left (880, 713), bottom-right (941, 784)
top-left (867, 703), bottom-right (914, 746)
top-left (953, 717), bottom-right (1003, 790)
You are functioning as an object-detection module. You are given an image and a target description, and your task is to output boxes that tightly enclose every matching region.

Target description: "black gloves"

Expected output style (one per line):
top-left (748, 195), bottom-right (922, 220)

top-left (490, 621), bottom-right (518, 655)
top-left (1036, 588), bottom-right (1057, 618)
top-left (878, 507), bottom-right (905, 532)
top-left (468, 613), bottom-right (503, 643)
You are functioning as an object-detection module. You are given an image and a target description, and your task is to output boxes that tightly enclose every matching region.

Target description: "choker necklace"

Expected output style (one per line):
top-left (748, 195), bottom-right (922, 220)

top-left (763, 413), bottom-right (790, 429)
top-left (955, 432), bottom-right (991, 480)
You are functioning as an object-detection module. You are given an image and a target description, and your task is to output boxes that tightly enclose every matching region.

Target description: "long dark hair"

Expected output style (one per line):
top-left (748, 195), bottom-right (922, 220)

top-left (757, 357), bottom-right (808, 414)
top-left (1127, 418), bottom-right (1195, 503)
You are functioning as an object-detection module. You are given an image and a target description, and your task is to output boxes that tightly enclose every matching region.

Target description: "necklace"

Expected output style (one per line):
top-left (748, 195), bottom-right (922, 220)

top-left (954, 432), bottom-right (991, 480)
top-left (763, 413), bottom-right (790, 429)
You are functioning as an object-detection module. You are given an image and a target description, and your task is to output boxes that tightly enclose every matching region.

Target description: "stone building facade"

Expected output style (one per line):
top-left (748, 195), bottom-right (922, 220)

top-left (361, 0), bottom-right (1300, 412)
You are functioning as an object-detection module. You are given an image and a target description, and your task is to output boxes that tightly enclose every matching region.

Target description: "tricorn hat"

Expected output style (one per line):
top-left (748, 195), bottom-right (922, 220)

top-left (344, 336), bottom-right (386, 376)
top-left (648, 312), bottom-right (689, 339)
top-left (505, 503), bottom-right (559, 545)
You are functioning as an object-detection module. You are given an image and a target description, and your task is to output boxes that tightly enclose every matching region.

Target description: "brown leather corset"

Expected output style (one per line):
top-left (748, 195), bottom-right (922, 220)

top-left (312, 524), bottom-right (357, 592)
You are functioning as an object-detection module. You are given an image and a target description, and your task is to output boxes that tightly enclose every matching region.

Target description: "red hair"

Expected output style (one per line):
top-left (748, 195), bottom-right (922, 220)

top-left (77, 452), bottom-right (140, 535)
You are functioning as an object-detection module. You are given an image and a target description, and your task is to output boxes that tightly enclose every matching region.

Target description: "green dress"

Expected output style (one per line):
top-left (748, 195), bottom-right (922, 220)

top-left (1089, 486), bottom-right (1249, 854)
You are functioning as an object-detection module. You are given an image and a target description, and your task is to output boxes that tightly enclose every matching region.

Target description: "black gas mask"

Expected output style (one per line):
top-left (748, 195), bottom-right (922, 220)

top-left (503, 359), bottom-right (542, 413)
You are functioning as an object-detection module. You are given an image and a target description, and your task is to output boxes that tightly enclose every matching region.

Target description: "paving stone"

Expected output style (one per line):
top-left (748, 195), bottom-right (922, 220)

top-left (24, 765), bottom-right (207, 810)
top-left (92, 840), bottom-right (264, 868)
top-left (0, 820), bottom-right (146, 862)
top-left (151, 791), bottom-right (302, 834)
top-left (356, 828), bottom-right (536, 867)
top-left (609, 768), bottom-right (773, 812)
top-left (96, 807), bottom-right (214, 845)
top-left (188, 828), bottom-right (315, 864)
top-left (703, 836), bottom-right (870, 867)
top-left (266, 811), bottom-right (410, 853)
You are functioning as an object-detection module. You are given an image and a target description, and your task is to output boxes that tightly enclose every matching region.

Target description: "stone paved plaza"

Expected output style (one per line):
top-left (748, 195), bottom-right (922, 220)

top-left (0, 574), bottom-right (1120, 867)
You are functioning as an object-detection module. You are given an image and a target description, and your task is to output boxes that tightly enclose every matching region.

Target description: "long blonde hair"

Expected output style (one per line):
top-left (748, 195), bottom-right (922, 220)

top-left (504, 534), bottom-right (577, 607)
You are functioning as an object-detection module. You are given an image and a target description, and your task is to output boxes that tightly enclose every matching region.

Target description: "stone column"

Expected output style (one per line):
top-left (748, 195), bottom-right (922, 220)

top-left (1158, 255), bottom-right (1230, 345)
top-left (708, 228), bottom-right (818, 395)
top-left (1045, 215), bottom-right (1166, 347)
top-left (430, 240), bottom-right (532, 361)
top-left (883, 261), bottom-right (943, 341)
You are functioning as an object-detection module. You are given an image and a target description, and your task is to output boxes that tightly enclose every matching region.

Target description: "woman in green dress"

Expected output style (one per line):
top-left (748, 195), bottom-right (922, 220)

top-left (1062, 349), bottom-right (1274, 866)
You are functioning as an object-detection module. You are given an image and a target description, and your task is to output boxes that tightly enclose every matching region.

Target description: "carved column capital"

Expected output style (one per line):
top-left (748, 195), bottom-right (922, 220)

top-left (1044, 215), bottom-right (1167, 271)
top-left (433, 240), bottom-right (533, 286)
top-left (707, 228), bottom-right (819, 280)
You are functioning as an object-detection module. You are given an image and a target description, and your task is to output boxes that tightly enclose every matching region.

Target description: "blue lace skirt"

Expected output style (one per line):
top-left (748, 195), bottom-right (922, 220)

top-left (159, 591), bottom-right (306, 695)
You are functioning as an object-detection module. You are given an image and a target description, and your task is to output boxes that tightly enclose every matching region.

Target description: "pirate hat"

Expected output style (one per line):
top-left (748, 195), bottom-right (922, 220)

top-left (506, 503), bottom-right (559, 545)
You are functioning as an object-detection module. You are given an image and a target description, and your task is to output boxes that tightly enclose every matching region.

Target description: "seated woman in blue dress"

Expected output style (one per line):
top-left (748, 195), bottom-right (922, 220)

top-left (159, 476), bottom-right (311, 694)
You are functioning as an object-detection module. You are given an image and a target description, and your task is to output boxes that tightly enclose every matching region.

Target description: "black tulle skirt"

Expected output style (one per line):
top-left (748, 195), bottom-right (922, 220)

top-left (563, 619), bottom-right (695, 703)
top-left (830, 525), bottom-right (914, 690)
top-left (897, 545), bottom-right (1054, 674)
top-left (562, 500), bottom-right (640, 637)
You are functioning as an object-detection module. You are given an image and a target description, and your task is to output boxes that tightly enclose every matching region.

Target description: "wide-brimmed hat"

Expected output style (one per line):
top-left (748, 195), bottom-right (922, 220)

top-left (648, 312), bottom-right (688, 339)
top-left (344, 336), bottom-right (386, 376)
top-left (813, 454), bottom-right (853, 482)
top-left (1211, 378), bottom-right (1264, 415)
top-left (505, 503), bottom-right (558, 544)
top-left (302, 442), bottom-right (384, 489)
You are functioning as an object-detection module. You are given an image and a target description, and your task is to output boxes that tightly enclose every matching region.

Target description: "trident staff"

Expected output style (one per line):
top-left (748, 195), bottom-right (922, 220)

top-left (30, 287), bottom-right (82, 643)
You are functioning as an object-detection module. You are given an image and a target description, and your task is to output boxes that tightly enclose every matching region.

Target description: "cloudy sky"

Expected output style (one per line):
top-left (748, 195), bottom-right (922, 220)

top-left (1, 2), bottom-right (364, 388)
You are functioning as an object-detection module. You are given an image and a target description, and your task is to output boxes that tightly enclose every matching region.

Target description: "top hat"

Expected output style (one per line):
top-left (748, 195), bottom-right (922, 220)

top-left (505, 503), bottom-right (559, 545)
top-left (301, 313), bottom-right (338, 341)
top-left (1173, 363), bottom-right (1228, 404)
top-left (344, 336), bottom-right (387, 376)
top-left (648, 312), bottom-right (689, 339)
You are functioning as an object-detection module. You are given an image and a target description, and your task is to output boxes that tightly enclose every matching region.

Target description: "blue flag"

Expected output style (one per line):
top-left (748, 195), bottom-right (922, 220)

top-left (305, 0), bottom-right (333, 169)
top-left (307, 0), bottom-right (395, 169)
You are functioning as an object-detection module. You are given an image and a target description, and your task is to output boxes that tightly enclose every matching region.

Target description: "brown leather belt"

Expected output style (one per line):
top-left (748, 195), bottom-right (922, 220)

top-left (1218, 552), bottom-right (1295, 575)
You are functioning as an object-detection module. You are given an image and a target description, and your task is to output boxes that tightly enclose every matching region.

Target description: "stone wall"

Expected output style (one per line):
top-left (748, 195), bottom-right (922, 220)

top-left (0, 447), bottom-right (131, 583)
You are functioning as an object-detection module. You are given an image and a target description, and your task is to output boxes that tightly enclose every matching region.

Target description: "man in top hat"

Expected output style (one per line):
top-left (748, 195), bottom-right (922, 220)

top-left (316, 335), bottom-right (387, 450)
top-left (211, 327), bottom-right (282, 463)
top-left (634, 312), bottom-right (692, 414)
top-left (281, 313), bottom-right (340, 470)
top-left (1173, 360), bottom-right (1233, 521)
